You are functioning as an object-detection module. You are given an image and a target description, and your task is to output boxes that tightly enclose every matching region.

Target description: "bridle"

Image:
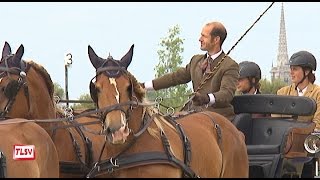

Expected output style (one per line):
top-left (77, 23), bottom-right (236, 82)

top-left (89, 58), bottom-right (138, 127)
top-left (0, 55), bottom-right (29, 119)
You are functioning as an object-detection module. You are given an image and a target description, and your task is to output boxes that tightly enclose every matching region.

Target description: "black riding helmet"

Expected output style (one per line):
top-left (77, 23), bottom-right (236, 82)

top-left (288, 50), bottom-right (317, 71)
top-left (239, 61), bottom-right (261, 80)
top-left (238, 61), bottom-right (261, 94)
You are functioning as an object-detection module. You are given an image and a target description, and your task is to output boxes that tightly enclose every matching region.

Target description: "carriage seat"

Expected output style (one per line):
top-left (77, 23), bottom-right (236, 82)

top-left (246, 118), bottom-right (315, 155)
top-left (232, 113), bottom-right (252, 144)
top-left (231, 94), bottom-right (317, 178)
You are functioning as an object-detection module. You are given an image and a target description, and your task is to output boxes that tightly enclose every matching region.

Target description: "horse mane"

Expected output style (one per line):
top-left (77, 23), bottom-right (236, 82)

top-left (28, 60), bottom-right (54, 100)
top-left (125, 71), bottom-right (177, 132)
top-left (124, 71), bottom-right (177, 136)
top-left (125, 71), bottom-right (146, 102)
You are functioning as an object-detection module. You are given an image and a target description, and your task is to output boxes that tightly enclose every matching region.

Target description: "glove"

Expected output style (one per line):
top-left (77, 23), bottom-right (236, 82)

top-left (192, 92), bottom-right (210, 106)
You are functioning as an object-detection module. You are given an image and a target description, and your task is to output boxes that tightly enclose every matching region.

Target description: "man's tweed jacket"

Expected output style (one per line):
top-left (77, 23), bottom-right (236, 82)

top-left (152, 52), bottom-right (239, 121)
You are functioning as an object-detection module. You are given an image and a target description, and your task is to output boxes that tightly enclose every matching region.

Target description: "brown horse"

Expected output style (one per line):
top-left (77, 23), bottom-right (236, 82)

top-left (0, 42), bottom-right (100, 177)
top-left (86, 44), bottom-right (249, 178)
top-left (0, 42), bottom-right (60, 177)
top-left (0, 118), bottom-right (59, 177)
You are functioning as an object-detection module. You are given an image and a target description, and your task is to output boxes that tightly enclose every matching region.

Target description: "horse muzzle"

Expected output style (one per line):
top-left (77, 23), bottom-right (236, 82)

top-left (105, 123), bottom-right (130, 144)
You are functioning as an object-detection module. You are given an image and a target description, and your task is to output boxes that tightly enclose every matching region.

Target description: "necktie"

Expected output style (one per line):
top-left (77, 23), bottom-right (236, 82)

top-left (205, 56), bottom-right (213, 73)
top-left (200, 56), bottom-right (213, 74)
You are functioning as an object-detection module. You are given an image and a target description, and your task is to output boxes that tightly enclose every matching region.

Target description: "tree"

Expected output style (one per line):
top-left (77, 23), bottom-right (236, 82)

top-left (260, 78), bottom-right (287, 94)
top-left (53, 82), bottom-right (94, 110)
top-left (150, 24), bottom-right (192, 114)
top-left (53, 82), bottom-right (65, 99)
top-left (53, 82), bottom-right (67, 109)
top-left (71, 93), bottom-right (95, 110)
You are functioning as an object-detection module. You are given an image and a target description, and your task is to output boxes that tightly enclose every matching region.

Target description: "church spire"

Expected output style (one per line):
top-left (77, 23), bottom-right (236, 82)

top-left (270, 2), bottom-right (291, 84)
top-left (277, 2), bottom-right (289, 67)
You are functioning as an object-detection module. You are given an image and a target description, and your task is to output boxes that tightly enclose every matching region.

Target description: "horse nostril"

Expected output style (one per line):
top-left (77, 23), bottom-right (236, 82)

top-left (107, 127), bottom-right (118, 134)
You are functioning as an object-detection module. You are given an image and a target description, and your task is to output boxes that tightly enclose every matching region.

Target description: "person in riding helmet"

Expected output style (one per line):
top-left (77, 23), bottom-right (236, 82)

top-left (273, 50), bottom-right (320, 130)
top-left (273, 50), bottom-right (320, 177)
top-left (236, 61), bottom-right (262, 95)
top-left (236, 61), bottom-right (268, 118)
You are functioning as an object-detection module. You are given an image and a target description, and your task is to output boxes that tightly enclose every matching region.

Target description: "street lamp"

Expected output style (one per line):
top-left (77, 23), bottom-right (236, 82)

top-left (64, 53), bottom-right (73, 108)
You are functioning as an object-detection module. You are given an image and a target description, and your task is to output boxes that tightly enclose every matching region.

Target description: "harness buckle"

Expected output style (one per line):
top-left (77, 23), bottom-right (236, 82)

top-left (19, 71), bottom-right (26, 77)
top-left (166, 107), bottom-right (175, 116)
top-left (110, 157), bottom-right (119, 167)
top-left (17, 77), bottom-right (23, 83)
top-left (86, 162), bottom-right (100, 178)
top-left (67, 116), bottom-right (74, 122)
top-left (154, 97), bottom-right (163, 113)
top-left (64, 107), bottom-right (74, 119)
top-left (4, 106), bottom-right (9, 114)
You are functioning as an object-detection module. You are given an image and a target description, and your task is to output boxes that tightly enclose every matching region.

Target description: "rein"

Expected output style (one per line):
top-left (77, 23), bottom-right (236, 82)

top-left (0, 100), bottom-right (156, 129)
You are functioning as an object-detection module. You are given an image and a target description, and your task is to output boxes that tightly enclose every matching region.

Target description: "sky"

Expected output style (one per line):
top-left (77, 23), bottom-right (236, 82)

top-left (1, 2), bottom-right (319, 100)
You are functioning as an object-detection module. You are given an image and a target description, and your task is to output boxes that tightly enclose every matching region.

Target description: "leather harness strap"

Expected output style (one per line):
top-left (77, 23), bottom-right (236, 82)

top-left (0, 152), bottom-right (6, 178)
top-left (165, 116), bottom-right (193, 177)
top-left (86, 112), bottom-right (200, 178)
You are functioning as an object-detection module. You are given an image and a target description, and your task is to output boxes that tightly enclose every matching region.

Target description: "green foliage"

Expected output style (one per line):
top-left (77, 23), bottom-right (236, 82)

top-left (260, 78), bottom-right (288, 94)
top-left (152, 24), bottom-right (192, 113)
top-left (71, 93), bottom-right (95, 110)
top-left (53, 82), bottom-right (94, 110)
top-left (53, 82), bottom-right (65, 99)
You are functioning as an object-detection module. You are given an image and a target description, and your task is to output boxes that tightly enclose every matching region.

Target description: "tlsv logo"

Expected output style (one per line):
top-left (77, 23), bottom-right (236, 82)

top-left (13, 145), bottom-right (35, 160)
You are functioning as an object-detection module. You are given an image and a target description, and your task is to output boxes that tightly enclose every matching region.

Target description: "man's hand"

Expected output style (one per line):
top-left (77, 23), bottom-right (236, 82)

top-left (192, 92), bottom-right (210, 106)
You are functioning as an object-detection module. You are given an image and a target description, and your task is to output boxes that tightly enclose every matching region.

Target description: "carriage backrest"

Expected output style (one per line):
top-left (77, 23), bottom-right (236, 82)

top-left (232, 94), bottom-right (316, 116)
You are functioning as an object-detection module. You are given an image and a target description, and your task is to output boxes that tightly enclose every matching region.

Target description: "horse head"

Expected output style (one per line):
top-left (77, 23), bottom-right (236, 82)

top-left (0, 41), bottom-right (55, 120)
top-left (88, 44), bottom-right (146, 144)
top-left (0, 42), bottom-right (30, 118)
